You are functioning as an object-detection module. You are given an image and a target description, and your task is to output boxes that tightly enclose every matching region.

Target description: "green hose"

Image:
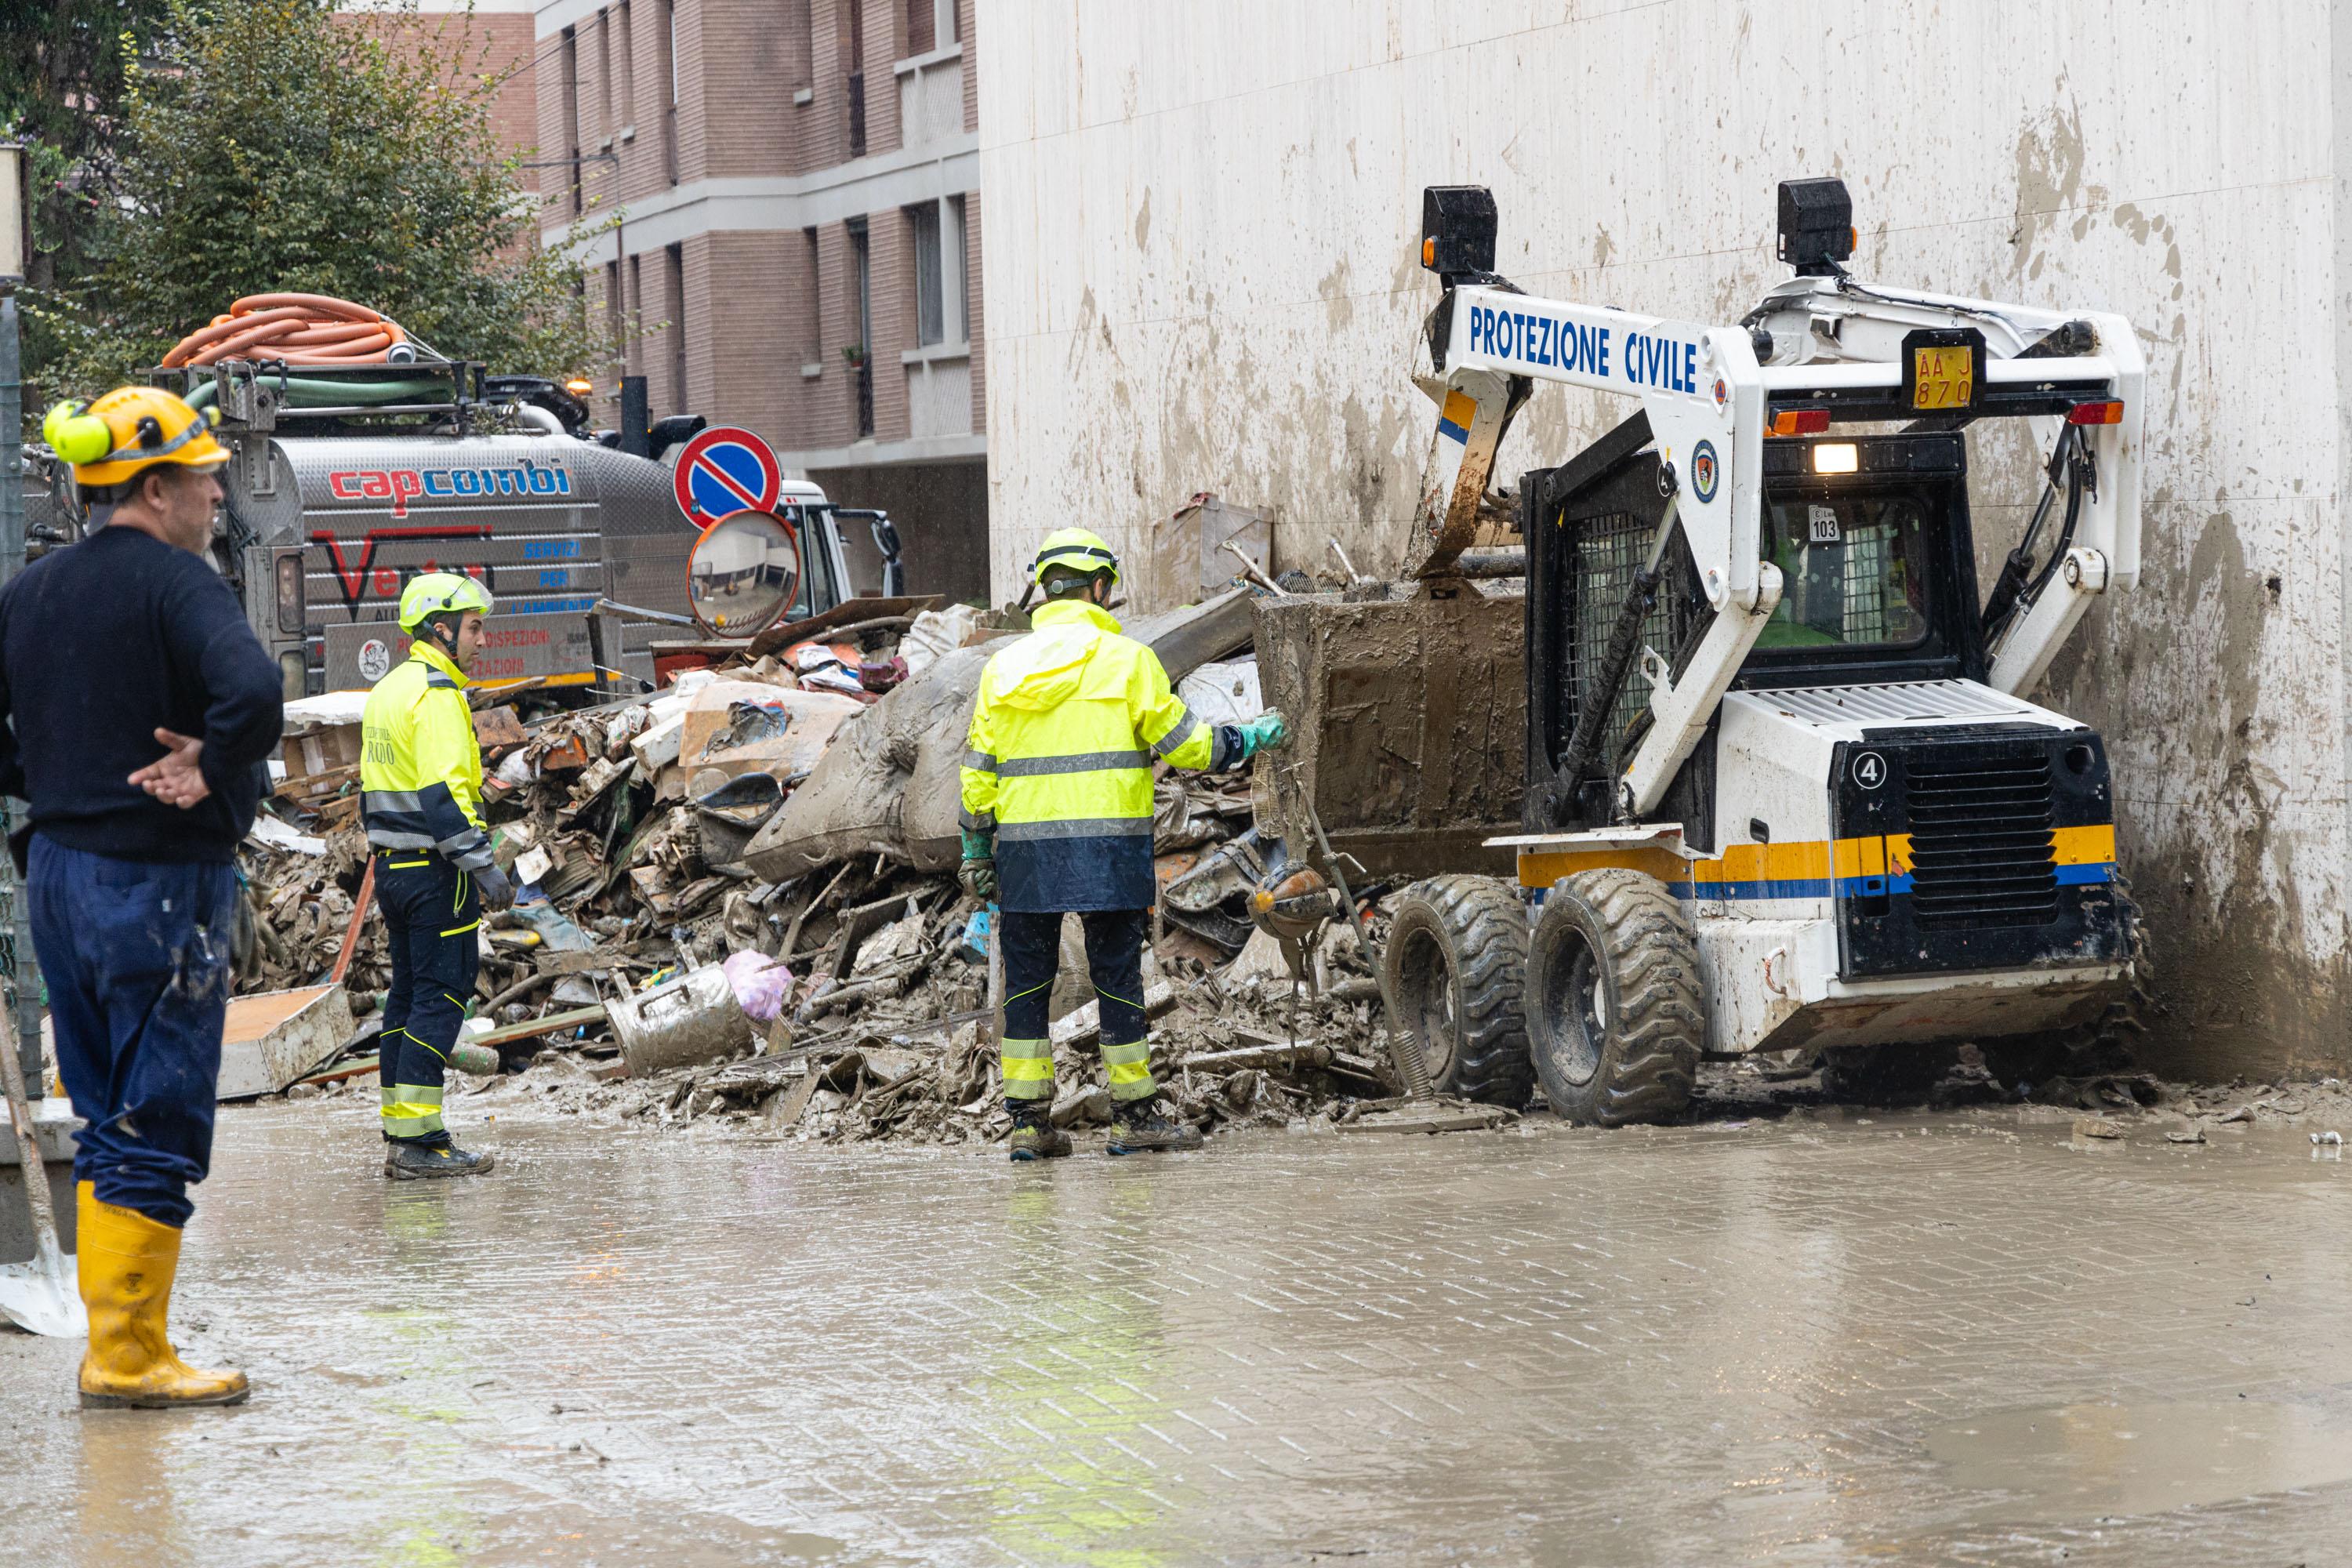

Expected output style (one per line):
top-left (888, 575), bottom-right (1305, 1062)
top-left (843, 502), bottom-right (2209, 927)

top-left (182, 376), bottom-right (450, 411)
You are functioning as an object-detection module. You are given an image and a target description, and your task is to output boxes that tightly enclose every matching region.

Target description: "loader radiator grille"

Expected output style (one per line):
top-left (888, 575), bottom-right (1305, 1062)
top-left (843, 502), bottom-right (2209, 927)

top-left (1904, 754), bottom-right (2059, 929)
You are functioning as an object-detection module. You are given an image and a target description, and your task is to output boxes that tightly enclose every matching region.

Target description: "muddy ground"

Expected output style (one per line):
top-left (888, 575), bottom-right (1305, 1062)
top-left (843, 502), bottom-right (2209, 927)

top-left (11, 1094), bottom-right (2352, 1566)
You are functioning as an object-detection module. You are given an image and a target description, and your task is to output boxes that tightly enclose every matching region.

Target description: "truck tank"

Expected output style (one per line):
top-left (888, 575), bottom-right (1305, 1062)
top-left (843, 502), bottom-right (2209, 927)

top-left (229, 431), bottom-right (697, 695)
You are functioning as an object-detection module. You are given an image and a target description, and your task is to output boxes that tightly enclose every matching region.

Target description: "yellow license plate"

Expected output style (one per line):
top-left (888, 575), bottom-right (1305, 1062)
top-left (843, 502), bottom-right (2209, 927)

top-left (1911, 344), bottom-right (1974, 410)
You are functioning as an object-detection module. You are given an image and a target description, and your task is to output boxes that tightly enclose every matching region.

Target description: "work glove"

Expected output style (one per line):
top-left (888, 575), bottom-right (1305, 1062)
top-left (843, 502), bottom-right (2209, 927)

top-left (1233, 710), bottom-right (1289, 761)
top-left (473, 863), bottom-right (516, 913)
top-left (959, 829), bottom-right (997, 903)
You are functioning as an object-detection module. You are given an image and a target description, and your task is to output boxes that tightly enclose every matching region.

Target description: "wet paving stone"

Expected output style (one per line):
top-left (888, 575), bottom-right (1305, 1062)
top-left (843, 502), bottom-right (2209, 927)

top-left (6, 1099), bottom-right (2352, 1564)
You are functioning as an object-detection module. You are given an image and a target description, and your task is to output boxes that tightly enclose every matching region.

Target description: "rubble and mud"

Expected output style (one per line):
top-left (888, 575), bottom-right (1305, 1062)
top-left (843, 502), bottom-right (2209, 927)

top-left (235, 589), bottom-right (1454, 1143)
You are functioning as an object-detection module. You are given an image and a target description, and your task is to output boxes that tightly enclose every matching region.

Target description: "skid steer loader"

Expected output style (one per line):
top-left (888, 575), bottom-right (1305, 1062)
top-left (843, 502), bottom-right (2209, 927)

top-left (1360, 179), bottom-right (2144, 1123)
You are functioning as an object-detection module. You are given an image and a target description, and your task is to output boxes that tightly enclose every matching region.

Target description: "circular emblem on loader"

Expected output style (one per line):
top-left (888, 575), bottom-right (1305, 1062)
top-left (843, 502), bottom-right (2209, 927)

top-left (1690, 440), bottom-right (1719, 504)
top-left (1712, 376), bottom-right (1729, 410)
top-left (1852, 750), bottom-right (1888, 790)
top-left (358, 639), bottom-right (392, 683)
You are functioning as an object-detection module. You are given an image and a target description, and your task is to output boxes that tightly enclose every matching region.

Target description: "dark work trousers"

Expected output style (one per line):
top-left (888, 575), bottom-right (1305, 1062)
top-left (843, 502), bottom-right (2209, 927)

top-left (997, 907), bottom-right (1155, 1104)
top-left (375, 851), bottom-right (481, 1143)
top-left (28, 835), bottom-right (236, 1229)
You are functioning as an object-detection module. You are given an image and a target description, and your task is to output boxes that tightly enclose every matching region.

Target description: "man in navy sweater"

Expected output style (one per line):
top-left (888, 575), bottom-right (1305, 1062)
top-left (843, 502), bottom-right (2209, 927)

top-left (0, 386), bottom-right (282, 1409)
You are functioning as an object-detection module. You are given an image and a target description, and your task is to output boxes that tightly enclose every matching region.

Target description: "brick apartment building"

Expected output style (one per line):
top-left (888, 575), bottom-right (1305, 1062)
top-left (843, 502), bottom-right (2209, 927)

top-left (343, 1), bottom-right (543, 194)
top-left (530, 0), bottom-right (987, 600)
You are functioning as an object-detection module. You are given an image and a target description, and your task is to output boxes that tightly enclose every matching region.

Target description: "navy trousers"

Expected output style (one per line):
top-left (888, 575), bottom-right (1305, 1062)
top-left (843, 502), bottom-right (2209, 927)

top-left (29, 835), bottom-right (236, 1229)
top-left (374, 852), bottom-right (481, 1142)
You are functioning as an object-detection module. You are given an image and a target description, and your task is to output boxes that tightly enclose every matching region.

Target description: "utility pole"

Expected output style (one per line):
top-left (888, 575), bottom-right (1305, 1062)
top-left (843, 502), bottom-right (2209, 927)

top-left (0, 143), bottom-right (42, 1095)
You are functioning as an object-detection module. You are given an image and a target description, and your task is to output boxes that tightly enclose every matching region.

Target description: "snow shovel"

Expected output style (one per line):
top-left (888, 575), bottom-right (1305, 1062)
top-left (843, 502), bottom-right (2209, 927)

top-left (0, 1001), bottom-right (83, 1338)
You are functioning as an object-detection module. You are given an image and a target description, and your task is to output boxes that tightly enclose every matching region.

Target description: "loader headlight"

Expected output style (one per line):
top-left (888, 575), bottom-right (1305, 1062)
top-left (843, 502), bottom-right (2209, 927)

top-left (1812, 443), bottom-right (1859, 475)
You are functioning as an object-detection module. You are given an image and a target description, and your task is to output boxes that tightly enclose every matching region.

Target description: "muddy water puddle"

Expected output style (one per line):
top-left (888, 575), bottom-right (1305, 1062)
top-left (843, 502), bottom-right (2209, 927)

top-left (1926, 1399), bottom-right (2352, 1523)
top-left (13, 1105), bottom-right (2352, 1564)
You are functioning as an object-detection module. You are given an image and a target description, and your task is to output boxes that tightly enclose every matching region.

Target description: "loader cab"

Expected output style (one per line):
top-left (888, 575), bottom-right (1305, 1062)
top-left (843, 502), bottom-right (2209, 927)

top-left (1738, 433), bottom-right (1986, 691)
top-left (1523, 426), bottom-right (1991, 832)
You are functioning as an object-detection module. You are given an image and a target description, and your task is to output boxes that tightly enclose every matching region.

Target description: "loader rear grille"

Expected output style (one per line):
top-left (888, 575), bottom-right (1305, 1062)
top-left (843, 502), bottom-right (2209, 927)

top-left (1904, 753), bottom-right (2058, 929)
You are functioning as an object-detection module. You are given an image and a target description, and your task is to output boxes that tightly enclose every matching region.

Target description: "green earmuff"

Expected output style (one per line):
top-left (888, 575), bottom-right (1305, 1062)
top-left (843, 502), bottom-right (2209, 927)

top-left (42, 401), bottom-right (112, 466)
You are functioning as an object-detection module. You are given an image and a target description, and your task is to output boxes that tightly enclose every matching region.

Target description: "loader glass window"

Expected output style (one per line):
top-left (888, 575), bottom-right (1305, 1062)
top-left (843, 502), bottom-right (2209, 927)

top-left (1758, 493), bottom-right (1932, 649)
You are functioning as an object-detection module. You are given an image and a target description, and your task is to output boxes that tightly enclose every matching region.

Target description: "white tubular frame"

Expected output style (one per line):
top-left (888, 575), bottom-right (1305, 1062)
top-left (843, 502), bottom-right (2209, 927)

top-left (1410, 267), bottom-right (2145, 799)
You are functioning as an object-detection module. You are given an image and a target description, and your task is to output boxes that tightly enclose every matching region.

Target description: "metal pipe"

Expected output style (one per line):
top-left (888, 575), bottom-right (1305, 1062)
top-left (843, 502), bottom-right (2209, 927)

top-left (1224, 538), bottom-right (1286, 594)
top-left (1453, 548), bottom-right (1526, 579)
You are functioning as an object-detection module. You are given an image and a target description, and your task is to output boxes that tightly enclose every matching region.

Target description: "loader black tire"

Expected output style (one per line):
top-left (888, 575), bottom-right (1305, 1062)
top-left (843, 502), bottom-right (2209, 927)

top-left (1817, 1044), bottom-right (1958, 1105)
top-left (1381, 875), bottom-right (1535, 1106)
top-left (1980, 876), bottom-right (2151, 1090)
top-left (1526, 869), bottom-right (1704, 1126)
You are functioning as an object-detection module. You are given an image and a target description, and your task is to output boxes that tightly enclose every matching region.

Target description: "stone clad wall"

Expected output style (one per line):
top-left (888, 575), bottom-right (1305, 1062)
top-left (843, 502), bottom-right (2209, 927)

top-left (978, 1), bottom-right (2350, 1073)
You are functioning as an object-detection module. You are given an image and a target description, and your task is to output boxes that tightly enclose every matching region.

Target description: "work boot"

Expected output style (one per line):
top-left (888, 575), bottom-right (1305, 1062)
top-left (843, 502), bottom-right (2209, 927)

top-left (383, 1135), bottom-right (498, 1181)
top-left (75, 1182), bottom-right (250, 1410)
top-left (1005, 1099), bottom-right (1072, 1162)
top-left (1106, 1094), bottom-right (1204, 1156)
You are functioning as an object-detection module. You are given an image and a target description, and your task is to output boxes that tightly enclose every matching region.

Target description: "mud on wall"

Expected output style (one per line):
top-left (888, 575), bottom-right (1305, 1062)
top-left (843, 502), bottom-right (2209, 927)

top-left (977, 2), bottom-right (2351, 1073)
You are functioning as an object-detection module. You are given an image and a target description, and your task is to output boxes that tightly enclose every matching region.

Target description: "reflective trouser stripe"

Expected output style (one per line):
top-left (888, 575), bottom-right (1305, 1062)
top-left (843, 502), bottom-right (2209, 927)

top-left (1000, 1036), bottom-right (1054, 1100)
top-left (380, 1077), bottom-right (446, 1138)
top-left (1102, 1039), bottom-right (1156, 1102)
top-left (441, 919), bottom-right (480, 938)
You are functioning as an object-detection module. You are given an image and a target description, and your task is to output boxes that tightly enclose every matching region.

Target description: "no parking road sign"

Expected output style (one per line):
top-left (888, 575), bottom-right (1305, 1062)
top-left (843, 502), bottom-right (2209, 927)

top-left (674, 426), bottom-right (782, 529)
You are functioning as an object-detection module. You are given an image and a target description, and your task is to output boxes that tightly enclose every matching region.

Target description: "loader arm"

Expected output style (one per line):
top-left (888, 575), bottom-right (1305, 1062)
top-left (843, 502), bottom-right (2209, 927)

top-left (1407, 185), bottom-right (2145, 816)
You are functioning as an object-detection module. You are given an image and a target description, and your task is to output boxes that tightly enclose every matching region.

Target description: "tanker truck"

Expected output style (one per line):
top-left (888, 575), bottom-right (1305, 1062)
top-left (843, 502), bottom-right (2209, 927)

top-left (28, 358), bottom-right (900, 698)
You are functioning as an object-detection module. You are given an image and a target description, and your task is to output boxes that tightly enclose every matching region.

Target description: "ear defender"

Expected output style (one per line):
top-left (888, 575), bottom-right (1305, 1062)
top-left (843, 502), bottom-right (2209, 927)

top-left (41, 401), bottom-right (111, 466)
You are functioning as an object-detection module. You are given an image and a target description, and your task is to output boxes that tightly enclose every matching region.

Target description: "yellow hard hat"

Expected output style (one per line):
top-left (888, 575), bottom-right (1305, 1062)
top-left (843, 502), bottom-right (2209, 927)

top-left (42, 386), bottom-right (229, 488)
top-left (397, 572), bottom-right (495, 633)
top-left (1030, 527), bottom-right (1120, 586)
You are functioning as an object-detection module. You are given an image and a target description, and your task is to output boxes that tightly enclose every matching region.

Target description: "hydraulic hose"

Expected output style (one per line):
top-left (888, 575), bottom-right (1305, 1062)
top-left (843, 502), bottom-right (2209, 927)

top-left (180, 376), bottom-right (452, 412)
top-left (163, 293), bottom-right (419, 368)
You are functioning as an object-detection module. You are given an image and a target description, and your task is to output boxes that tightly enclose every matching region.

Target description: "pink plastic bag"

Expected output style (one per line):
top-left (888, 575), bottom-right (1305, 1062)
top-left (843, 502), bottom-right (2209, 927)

top-left (722, 949), bottom-right (794, 1024)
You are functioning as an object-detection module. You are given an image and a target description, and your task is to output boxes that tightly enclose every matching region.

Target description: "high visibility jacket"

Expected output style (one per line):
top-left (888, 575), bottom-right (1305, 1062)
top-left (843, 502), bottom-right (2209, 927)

top-left (961, 599), bottom-right (1233, 912)
top-left (360, 642), bottom-right (495, 873)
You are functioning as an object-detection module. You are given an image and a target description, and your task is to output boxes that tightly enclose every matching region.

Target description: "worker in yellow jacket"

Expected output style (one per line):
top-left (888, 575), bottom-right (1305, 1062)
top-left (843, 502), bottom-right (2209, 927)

top-left (361, 572), bottom-right (512, 1178)
top-left (960, 529), bottom-right (1286, 1160)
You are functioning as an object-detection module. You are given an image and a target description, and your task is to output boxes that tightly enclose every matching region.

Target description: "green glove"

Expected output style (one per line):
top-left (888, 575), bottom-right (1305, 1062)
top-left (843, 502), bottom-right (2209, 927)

top-left (960, 829), bottom-right (997, 902)
top-left (1234, 710), bottom-right (1289, 760)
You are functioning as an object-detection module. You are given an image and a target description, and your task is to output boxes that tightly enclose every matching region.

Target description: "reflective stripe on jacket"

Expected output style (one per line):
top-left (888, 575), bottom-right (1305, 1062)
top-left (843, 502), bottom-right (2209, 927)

top-left (960, 599), bottom-right (1230, 911)
top-left (359, 643), bottom-right (494, 873)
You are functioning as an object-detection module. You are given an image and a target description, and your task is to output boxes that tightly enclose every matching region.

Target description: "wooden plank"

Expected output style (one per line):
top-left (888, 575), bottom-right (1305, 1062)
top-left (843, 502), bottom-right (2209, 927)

top-left (745, 594), bottom-right (944, 659)
top-left (473, 1004), bottom-right (608, 1049)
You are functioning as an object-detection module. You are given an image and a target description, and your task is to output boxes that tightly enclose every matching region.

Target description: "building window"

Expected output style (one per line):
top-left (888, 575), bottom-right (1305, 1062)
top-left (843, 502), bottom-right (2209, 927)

top-left (561, 26), bottom-right (583, 215)
top-left (595, 10), bottom-right (612, 143)
top-left (944, 193), bottom-right (967, 343)
top-left (846, 0), bottom-right (866, 158)
top-left (659, 0), bottom-right (679, 184)
top-left (666, 242), bottom-right (687, 412)
top-left (909, 202), bottom-right (942, 347)
top-left (909, 197), bottom-right (965, 348)
top-left (801, 227), bottom-right (821, 365)
top-left (848, 217), bottom-right (873, 437)
top-left (628, 252), bottom-right (644, 374)
top-left (907, 0), bottom-right (933, 55)
top-left (616, 0), bottom-right (636, 132)
top-left (604, 258), bottom-right (622, 374)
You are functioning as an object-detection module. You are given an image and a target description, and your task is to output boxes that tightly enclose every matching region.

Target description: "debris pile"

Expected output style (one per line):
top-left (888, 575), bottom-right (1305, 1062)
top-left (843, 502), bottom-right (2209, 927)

top-left (237, 586), bottom-right (1439, 1142)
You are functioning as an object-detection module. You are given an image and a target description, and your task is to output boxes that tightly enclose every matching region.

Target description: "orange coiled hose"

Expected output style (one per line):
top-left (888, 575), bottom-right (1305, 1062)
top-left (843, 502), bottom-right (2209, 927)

top-left (163, 292), bottom-right (412, 368)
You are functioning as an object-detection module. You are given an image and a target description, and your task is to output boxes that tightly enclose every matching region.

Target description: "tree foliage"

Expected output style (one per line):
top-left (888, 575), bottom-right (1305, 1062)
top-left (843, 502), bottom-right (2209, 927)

top-left (28, 0), bottom-right (612, 397)
top-left (2, 0), bottom-right (175, 376)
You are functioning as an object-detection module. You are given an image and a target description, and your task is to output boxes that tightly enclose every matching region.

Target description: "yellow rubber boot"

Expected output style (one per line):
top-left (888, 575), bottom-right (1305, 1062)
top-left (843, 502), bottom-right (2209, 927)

top-left (75, 1182), bottom-right (249, 1410)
